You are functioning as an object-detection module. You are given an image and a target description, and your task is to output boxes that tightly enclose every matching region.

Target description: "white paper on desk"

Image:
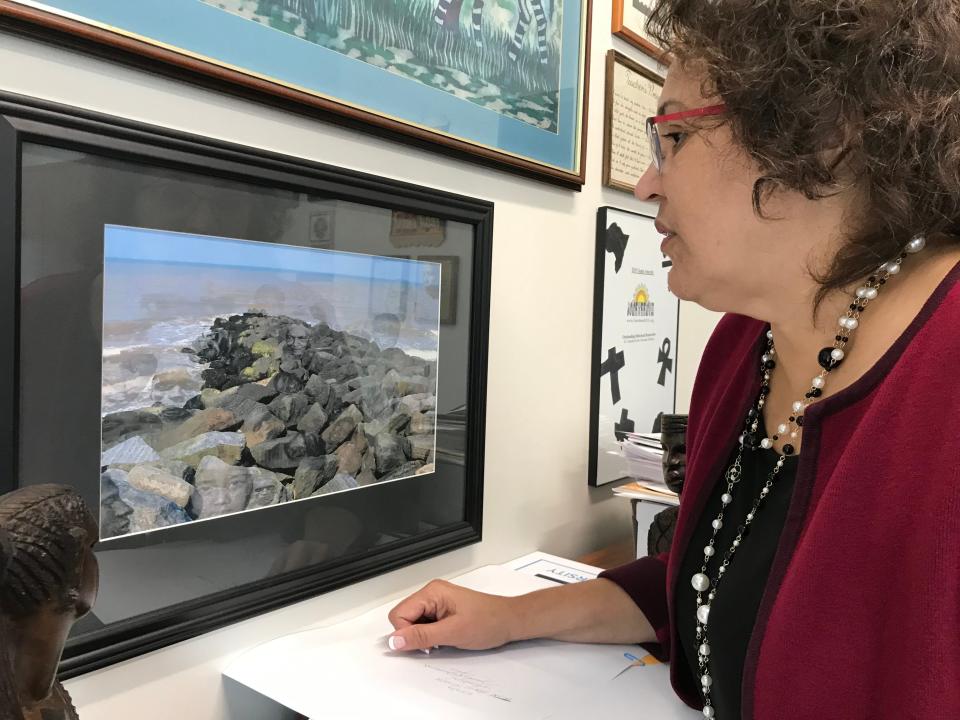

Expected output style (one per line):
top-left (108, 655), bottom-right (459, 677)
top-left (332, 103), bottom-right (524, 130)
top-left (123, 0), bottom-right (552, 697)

top-left (224, 565), bottom-right (699, 719)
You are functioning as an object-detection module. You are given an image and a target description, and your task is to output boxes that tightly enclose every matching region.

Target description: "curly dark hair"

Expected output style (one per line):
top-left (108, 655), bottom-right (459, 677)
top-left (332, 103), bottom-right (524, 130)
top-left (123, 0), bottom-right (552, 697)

top-left (646, 0), bottom-right (960, 311)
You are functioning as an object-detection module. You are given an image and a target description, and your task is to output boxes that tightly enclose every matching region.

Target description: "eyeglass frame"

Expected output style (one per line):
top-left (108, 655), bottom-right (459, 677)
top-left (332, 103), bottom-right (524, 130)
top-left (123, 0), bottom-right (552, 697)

top-left (646, 104), bottom-right (727, 172)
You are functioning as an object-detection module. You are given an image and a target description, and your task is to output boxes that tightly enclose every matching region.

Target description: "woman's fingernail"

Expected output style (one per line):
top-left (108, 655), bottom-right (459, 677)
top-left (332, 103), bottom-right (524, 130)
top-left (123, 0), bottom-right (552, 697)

top-left (388, 635), bottom-right (406, 651)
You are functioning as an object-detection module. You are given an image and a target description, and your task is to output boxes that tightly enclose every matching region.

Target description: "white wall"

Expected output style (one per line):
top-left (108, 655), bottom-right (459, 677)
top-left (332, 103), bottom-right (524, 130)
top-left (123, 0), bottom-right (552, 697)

top-left (0, 4), bottom-right (719, 716)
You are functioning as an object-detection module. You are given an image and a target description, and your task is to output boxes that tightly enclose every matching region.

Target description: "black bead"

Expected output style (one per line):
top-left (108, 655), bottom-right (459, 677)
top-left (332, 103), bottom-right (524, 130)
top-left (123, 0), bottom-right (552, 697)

top-left (783, 444), bottom-right (795, 455)
top-left (805, 392), bottom-right (813, 398)
top-left (742, 432), bottom-right (756, 448)
top-left (841, 336), bottom-right (849, 342)
top-left (796, 416), bottom-right (804, 427)
top-left (817, 346), bottom-right (840, 370)
top-left (789, 416), bottom-right (795, 422)
top-left (879, 279), bottom-right (887, 284)
top-left (772, 434), bottom-right (779, 441)
top-left (760, 383), bottom-right (770, 395)
top-left (849, 304), bottom-right (857, 311)
top-left (748, 408), bottom-right (759, 419)
top-left (811, 388), bottom-right (823, 397)
top-left (868, 276), bottom-right (876, 282)
top-left (835, 334), bottom-right (843, 341)
top-left (764, 359), bottom-right (776, 370)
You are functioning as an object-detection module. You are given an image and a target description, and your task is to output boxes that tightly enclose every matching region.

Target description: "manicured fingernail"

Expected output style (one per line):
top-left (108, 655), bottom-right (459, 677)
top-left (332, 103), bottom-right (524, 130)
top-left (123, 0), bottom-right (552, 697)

top-left (388, 635), bottom-right (406, 651)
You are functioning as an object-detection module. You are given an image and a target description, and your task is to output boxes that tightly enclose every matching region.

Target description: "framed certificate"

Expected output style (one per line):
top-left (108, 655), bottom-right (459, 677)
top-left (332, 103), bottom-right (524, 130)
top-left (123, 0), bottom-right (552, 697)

top-left (602, 50), bottom-right (664, 193)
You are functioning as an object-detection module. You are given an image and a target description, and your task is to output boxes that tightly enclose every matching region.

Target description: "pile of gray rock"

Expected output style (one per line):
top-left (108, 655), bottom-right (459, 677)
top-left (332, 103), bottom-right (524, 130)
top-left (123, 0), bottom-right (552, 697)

top-left (100, 312), bottom-right (438, 539)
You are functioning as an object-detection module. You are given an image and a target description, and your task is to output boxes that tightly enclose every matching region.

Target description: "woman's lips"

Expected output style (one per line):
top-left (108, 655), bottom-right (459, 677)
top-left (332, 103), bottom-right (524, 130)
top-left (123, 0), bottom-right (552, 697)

top-left (660, 232), bottom-right (676, 253)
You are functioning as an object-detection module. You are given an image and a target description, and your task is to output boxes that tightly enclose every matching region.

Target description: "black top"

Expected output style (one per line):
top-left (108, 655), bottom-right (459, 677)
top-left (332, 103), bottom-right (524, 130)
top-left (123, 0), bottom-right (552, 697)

top-left (674, 417), bottom-right (799, 720)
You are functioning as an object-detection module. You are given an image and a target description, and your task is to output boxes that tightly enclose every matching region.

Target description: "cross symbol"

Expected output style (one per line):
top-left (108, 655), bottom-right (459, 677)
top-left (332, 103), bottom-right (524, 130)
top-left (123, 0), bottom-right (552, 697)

top-left (615, 408), bottom-right (635, 441)
top-left (657, 338), bottom-right (673, 387)
top-left (600, 347), bottom-right (626, 405)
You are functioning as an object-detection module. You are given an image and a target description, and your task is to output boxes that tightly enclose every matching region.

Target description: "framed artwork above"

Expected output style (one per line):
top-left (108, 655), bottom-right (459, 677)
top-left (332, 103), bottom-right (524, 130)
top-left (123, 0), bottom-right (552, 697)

top-left (0, 89), bottom-right (491, 676)
top-left (0, 0), bottom-right (593, 188)
top-left (612, 0), bottom-right (665, 59)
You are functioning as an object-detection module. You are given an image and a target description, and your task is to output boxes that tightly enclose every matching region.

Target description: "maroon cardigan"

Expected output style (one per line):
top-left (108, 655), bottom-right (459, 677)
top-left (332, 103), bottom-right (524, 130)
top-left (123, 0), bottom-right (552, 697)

top-left (600, 261), bottom-right (960, 718)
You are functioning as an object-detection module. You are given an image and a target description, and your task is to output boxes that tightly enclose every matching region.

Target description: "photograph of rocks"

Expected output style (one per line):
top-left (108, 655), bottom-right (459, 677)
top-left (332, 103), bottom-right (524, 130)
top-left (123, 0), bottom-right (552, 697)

top-left (99, 225), bottom-right (441, 540)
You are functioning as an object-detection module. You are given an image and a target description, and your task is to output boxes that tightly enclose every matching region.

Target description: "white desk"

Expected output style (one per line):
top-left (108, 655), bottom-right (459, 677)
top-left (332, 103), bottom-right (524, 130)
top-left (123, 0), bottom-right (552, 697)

top-left (224, 552), bottom-right (700, 719)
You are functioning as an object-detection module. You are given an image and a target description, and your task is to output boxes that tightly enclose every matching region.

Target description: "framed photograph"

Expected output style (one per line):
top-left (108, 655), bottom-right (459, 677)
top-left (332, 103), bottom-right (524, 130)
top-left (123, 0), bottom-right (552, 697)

top-left (418, 255), bottom-right (460, 325)
top-left (612, 0), bottom-right (663, 58)
top-left (308, 209), bottom-right (336, 248)
top-left (589, 207), bottom-right (678, 486)
top-left (0, 90), bottom-right (491, 675)
top-left (389, 211), bottom-right (446, 249)
top-left (603, 50), bottom-right (663, 193)
top-left (0, 0), bottom-right (593, 188)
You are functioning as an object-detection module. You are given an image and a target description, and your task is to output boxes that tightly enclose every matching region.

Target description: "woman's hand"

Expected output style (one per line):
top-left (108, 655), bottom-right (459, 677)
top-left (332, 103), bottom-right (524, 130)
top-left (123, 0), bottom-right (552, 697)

top-left (386, 579), bottom-right (516, 652)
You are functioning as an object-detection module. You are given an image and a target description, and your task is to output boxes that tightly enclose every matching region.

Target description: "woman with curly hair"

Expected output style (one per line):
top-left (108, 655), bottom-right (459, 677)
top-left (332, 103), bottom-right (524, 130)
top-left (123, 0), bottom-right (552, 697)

top-left (385, 1), bottom-right (960, 718)
top-left (0, 486), bottom-right (99, 720)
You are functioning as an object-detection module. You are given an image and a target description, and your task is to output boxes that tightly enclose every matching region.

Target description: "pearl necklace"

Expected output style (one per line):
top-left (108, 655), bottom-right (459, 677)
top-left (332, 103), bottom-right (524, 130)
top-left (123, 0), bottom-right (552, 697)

top-left (689, 234), bottom-right (927, 719)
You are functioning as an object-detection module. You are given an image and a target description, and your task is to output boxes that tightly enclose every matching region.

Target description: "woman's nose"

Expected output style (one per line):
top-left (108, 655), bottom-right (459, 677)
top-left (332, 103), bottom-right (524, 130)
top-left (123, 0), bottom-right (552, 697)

top-left (634, 162), bottom-right (663, 202)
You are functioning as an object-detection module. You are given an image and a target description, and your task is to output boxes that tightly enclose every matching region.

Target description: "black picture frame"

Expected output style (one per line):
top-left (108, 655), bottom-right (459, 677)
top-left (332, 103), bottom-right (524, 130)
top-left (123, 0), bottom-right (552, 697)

top-left (0, 91), bottom-right (491, 678)
top-left (589, 206), bottom-right (679, 486)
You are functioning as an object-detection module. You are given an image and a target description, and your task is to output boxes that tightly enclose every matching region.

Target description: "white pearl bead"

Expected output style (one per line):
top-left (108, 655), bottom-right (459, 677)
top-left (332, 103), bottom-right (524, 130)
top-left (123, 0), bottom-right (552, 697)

top-left (906, 235), bottom-right (926, 253)
top-left (718, 566), bottom-right (726, 574)
top-left (703, 707), bottom-right (715, 719)
top-left (732, 539), bottom-right (739, 547)
top-left (721, 493), bottom-right (732, 505)
top-left (790, 431), bottom-right (798, 438)
top-left (792, 401), bottom-right (803, 413)
top-left (766, 330), bottom-right (773, 340)
top-left (699, 643), bottom-right (711, 656)
top-left (777, 423), bottom-right (788, 434)
top-left (762, 353), bottom-right (771, 363)
top-left (760, 438), bottom-right (773, 449)
top-left (704, 545), bottom-right (715, 557)
top-left (812, 376), bottom-right (825, 389)
top-left (691, 573), bottom-right (710, 591)
top-left (885, 261), bottom-right (901, 275)
top-left (840, 316), bottom-right (859, 330)
top-left (865, 287), bottom-right (878, 300)
top-left (761, 487), bottom-right (769, 496)
top-left (702, 674), bottom-right (713, 687)
top-left (831, 348), bottom-right (845, 361)
top-left (856, 287), bottom-right (869, 298)
top-left (712, 519), bottom-right (722, 530)
top-left (746, 512), bottom-right (754, 521)
top-left (697, 604), bottom-right (711, 624)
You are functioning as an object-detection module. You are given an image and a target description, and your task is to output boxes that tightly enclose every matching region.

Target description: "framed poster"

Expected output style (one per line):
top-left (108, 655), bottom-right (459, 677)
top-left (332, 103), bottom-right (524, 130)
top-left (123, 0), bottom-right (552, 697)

top-left (603, 50), bottom-right (663, 193)
top-left (612, 0), bottom-right (663, 59)
top-left (589, 206), bottom-right (678, 487)
top-left (0, 0), bottom-right (592, 188)
top-left (0, 90), bottom-right (491, 675)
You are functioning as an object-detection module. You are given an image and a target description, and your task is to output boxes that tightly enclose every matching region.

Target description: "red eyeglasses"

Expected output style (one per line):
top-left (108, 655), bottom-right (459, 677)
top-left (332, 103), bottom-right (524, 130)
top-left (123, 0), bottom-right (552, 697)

top-left (646, 104), bottom-right (727, 172)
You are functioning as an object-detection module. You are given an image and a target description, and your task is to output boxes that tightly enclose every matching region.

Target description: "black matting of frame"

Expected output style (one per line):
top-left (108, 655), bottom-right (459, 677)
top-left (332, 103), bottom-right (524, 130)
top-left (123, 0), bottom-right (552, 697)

top-left (0, 91), bottom-right (491, 678)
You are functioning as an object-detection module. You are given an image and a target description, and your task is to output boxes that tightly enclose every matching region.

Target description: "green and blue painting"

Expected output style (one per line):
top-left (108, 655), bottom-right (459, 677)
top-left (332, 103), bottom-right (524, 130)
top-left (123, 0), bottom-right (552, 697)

top-left (203, 0), bottom-right (563, 132)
